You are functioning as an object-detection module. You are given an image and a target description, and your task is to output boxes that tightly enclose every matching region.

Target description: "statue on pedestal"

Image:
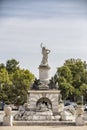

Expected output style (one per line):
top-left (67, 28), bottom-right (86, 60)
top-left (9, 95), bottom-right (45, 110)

top-left (40, 43), bottom-right (50, 65)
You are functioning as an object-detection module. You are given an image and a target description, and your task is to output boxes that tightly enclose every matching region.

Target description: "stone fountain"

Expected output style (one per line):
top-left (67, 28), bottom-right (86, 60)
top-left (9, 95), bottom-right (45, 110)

top-left (5, 44), bottom-right (86, 126)
top-left (14, 44), bottom-right (62, 123)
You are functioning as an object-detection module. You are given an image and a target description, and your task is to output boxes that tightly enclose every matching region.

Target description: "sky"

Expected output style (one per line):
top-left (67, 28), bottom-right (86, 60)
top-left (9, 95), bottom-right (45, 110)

top-left (0, 0), bottom-right (87, 78)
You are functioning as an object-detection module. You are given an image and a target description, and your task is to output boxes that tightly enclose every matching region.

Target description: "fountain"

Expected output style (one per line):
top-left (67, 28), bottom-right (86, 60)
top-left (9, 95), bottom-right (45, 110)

top-left (1, 44), bottom-right (86, 126)
top-left (13, 44), bottom-right (76, 125)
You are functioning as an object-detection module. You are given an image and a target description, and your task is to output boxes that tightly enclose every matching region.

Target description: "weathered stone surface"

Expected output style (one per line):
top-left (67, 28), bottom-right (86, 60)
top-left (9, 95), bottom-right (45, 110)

top-left (76, 106), bottom-right (84, 115)
top-left (3, 106), bottom-right (13, 126)
top-left (83, 111), bottom-right (87, 121)
top-left (28, 90), bottom-right (60, 115)
top-left (35, 110), bottom-right (53, 116)
top-left (61, 105), bottom-right (76, 121)
top-left (3, 116), bottom-right (13, 126)
top-left (14, 106), bottom-right (61, 121)
top-left (61, 111), bottom-right (75, 121)
top-left (54, 115), bottom-right (61, 120)
top-left (75, 106), bottom-right (84, 126)
top-left (39, 65), bottom-right (51, 86)
top-left (75, 115), bottom-right (84, 126)
top-left (58, 103), bottom-right (64, 113)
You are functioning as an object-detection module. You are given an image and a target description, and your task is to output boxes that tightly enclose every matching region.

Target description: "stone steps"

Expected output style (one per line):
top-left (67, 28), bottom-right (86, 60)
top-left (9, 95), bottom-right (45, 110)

top-left (0, 120), bottom-right (87, 126)
top-left (13, 121), bottom-right (75, 126)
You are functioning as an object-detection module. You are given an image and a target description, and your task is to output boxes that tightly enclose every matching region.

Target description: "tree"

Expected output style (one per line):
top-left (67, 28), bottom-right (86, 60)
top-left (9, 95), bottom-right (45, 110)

top-left (80, 84), bottom-right (87, 103)
top-left (0, 63), bottom-right (5, 70)
top-left (58, 66), bottom-right (72, 83)
top-left (0, 68), bottom-right (12, 85)
top-left (55, 58), bottom-right (87, 102)
top-left (12, 69), bottom-right (34, 105)
top-left (0, 59), bottom-right (35, 105)
top-left (6, 59), bottom-right (19, 73)
top-left (0, 68), bottom-right (12, 104)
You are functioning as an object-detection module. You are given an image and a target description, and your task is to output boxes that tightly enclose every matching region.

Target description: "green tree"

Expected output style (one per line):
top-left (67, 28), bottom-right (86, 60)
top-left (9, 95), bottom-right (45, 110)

top-left (55, 58), bottom-right (87, 101)
top-left (0, 68), bottom-right (12, 104)
top-left (58, 66), bottom-right (72, 82)
top-left (80, 84), bottom-right (87, 103)
top-left (6, 59), bottom-right (19, 73)
top-left (0, 63), bottom-right (5, 70)
top-left (0, 59), bottom-right (35, 105)
top-left (12, 69), bottom-right (34, 105)
top-left (0, 68), bottom-right (12, 85)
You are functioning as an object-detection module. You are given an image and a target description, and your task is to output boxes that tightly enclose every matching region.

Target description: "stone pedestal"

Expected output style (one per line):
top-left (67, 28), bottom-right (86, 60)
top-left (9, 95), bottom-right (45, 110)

top-left (28, 90), bottom-right (60, 115)
top-left (75, 115), bottom-right (84, 126)
top-left (39, 65), bottom-right (50, 86)
top-left (3, 116), bottom-right (13, 126)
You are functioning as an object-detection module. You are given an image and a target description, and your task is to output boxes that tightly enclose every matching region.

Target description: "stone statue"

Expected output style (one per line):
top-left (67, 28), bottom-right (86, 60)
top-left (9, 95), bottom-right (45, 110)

top-left (75, 106), bottom-right (84, 125)
top-left (61, 105), bottom-right (76, 121)
top-left (40, 43), bottom-right (50, 65)
top-left (14, 105), bottom-right (25, 120)
top-left (31, 78), bottom-right (40, 90)
top-left (4, 106), bottom-right (12, 116)
top-left (36, 102), bottom-right (49, 112)
top-left (3, 106), bottom-right (13, 126)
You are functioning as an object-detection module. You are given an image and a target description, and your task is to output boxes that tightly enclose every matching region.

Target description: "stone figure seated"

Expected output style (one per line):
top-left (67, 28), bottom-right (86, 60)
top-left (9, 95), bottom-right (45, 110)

top-left (14, 105), bottom-right (25, 120)
top-left (31, 78), bottom-right (40, 90)
top-left (49, 78), bottom-right (58, 89)
top-left (36, 101), bottom-right (50, 112)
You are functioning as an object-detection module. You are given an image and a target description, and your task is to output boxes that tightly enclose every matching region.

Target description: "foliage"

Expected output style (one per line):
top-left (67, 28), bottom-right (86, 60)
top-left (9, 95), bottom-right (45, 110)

top-left (0, 63), bottom-right (5, 70)
top-left (80, 84), bottom-right (87, 102)
top-left (55, 58), bottom-right (87, 102)
top-left (6, 59), bottom-right (19, 73)
top-left (12, 69), bottom-right (34, 105)
top-left (0, 59), bottom-right (35, 105)
top-left (77, 100), bottom-right (83, 105)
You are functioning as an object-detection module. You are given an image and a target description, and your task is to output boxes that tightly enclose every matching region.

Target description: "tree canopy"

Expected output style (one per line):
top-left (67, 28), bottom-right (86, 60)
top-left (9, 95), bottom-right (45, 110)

top-left (0, 59), bottom-right (35, 105)
top-left (55, 58), bottom-right (87, 103)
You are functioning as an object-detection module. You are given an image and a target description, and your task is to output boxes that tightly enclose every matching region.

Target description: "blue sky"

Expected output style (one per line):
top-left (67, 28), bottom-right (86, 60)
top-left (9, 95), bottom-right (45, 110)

top-left (0, 0), bottom-right (87, 78)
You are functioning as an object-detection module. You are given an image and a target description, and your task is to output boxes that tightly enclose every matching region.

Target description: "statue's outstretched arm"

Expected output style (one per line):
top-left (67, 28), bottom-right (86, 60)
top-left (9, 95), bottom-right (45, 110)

top-left (40, 43), bottom-right (43, 48)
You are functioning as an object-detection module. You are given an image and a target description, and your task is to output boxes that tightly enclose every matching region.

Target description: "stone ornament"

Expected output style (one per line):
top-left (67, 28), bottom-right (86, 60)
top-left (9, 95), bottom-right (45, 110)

top-left (61, 105), bottom-right (76, 121)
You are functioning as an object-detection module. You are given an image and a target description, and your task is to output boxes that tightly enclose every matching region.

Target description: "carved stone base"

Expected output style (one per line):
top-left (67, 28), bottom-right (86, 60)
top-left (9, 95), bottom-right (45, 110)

top-left (3, 116), bottom-right (13, 126)
top-left (28, 90), bottom-right (60, 115)
top-left (38, 84), bottom-right (49, 90)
